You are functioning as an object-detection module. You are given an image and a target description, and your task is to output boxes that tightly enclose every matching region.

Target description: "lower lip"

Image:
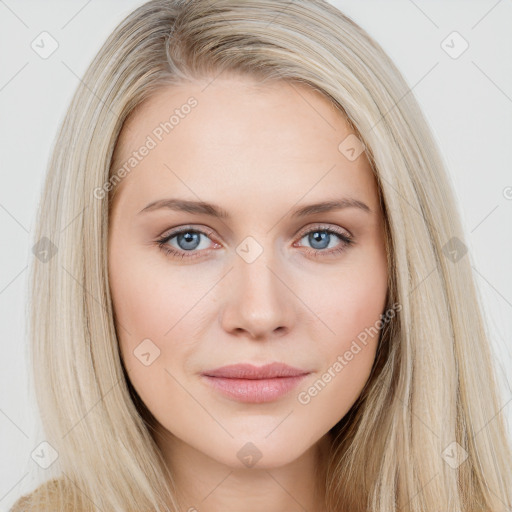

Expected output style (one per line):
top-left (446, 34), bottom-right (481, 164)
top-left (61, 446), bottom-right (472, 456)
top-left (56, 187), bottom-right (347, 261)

top-left (201, 374), bottom-right (309, 403)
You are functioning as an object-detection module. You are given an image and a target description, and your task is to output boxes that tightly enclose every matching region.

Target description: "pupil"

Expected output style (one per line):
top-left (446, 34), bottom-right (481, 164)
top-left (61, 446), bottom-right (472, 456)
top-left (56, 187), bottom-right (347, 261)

top-left (178, 232), bottom-right (200, 250)
top-left (310, 231), bottom-right (329, 250)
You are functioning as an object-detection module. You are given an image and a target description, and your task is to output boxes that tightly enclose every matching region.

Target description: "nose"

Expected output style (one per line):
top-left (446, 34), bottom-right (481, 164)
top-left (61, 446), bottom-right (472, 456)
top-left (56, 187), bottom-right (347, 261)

top-left (219, 248), bottom-right (296, 341)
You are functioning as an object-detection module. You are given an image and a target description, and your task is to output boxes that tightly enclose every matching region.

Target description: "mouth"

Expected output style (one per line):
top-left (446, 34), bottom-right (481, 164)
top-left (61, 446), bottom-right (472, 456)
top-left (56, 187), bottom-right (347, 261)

top-left (200, 362), bottom-right (311, 403)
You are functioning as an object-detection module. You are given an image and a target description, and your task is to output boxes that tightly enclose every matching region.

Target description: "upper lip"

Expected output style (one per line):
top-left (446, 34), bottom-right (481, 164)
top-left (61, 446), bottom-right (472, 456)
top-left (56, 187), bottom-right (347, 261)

top-left (202, 362), bottom-right (310, 379)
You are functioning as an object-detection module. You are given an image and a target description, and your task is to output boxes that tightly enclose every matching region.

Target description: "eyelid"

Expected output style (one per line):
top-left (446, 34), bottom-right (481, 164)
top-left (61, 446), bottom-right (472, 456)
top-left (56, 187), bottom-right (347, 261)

top-left (160, 224), bottom-right (222, 247)
top-left (294, 223), bottom-right (353, 240)
top-left (159, 224), bottom-right (217, 241)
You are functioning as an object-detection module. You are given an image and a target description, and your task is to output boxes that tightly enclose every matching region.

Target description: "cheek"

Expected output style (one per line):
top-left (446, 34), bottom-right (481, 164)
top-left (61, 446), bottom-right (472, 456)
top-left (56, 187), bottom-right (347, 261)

top-left (109, 241), bottom-right (202, 348)
top-left (108, 241), bottom-right (180, 374)
top-left (308, 241), bottom-right (388, 348)
top-left (108, 240), bottom-right (213, 402)
top-left (296, 247), bottom-right (388, 422)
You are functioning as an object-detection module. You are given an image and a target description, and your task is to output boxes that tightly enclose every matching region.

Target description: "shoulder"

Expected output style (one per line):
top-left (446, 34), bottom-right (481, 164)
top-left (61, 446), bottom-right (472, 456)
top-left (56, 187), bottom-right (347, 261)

top-left (9, 478), bottom-right (63, 511)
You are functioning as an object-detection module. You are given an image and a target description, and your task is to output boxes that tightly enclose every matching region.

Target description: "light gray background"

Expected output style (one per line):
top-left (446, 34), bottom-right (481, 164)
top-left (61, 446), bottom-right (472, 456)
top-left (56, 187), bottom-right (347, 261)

top-left (1, 0), bottom-right (511, 509)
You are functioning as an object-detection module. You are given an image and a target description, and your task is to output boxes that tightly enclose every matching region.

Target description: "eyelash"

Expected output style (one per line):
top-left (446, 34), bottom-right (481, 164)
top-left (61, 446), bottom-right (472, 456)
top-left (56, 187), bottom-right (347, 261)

top-left (155, 224), bottom-right (354, 261)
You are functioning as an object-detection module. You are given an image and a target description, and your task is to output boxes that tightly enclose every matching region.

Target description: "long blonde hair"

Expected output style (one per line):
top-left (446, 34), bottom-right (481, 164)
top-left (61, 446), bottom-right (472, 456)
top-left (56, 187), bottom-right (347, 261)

top-left (13, 0), bottom-right (512, 510)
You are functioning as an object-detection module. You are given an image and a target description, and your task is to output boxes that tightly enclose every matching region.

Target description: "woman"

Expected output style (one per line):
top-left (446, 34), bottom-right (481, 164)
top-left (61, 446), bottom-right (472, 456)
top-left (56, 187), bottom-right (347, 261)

top-left (11, 0), bottom-right (512, 510)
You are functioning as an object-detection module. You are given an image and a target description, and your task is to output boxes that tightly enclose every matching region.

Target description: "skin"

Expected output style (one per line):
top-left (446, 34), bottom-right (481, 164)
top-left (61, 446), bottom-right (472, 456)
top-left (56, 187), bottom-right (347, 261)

top-left (108, 73), bottom-right (388, 512)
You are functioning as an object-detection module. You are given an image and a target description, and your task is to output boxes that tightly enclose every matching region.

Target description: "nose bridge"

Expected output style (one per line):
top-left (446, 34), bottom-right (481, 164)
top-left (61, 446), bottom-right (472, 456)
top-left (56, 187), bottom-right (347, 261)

top-left (220, 234), bottom-right (295, 338)
top-left (238, 242), bottom-right (279, 300)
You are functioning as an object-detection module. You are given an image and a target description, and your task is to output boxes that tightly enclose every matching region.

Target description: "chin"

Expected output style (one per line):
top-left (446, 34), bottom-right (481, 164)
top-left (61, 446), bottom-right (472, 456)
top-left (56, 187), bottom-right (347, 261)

top-left (210, 435), bottom-right (315, 470)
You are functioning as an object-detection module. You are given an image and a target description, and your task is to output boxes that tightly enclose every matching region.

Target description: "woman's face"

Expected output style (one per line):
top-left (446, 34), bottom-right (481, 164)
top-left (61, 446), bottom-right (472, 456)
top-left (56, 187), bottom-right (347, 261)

top-left (108, 75), bottom-right (388, 470)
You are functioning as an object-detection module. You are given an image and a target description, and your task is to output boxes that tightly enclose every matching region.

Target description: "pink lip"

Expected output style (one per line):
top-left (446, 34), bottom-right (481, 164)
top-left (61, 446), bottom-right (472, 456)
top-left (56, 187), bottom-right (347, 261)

top-left (201, 363), bottom-right (310, 403)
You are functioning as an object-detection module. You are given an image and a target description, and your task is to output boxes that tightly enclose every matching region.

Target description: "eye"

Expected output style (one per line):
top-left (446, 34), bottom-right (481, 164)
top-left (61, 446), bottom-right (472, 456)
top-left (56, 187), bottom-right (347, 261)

top-left (156, 226), bottom-right (218, 261)
top-left (155, 224), bottom-right (354, 261)
top-left (294, 224), bottom-right (354, 258)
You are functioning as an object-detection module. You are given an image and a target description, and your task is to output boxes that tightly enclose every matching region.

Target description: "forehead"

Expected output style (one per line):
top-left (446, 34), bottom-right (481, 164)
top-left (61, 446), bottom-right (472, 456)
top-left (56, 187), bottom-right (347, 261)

top-left (111, 76), bottom-right (379, 214)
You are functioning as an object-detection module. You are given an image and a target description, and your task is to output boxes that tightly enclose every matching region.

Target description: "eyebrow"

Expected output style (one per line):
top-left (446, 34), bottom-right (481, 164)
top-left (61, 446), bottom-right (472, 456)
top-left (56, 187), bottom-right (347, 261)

top-left (138, 197), bottom-right (372, 217)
